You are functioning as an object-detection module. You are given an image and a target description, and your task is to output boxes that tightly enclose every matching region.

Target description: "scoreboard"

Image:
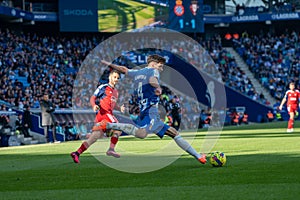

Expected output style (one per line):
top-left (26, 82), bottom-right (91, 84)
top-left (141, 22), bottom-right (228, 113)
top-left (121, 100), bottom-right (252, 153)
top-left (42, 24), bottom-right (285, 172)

top-left (58, 0), bottom-right (205, 33)
top-left (168, 0), bottom-right (204, 32)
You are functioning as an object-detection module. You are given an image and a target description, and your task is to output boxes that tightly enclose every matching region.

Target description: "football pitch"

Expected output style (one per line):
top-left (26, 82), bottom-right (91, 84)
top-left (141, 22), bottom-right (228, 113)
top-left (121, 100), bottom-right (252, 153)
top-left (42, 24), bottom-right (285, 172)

top-left (98, 0), bottom-right (168, 32)
top-left (0, 121), bottom-right (300, 200)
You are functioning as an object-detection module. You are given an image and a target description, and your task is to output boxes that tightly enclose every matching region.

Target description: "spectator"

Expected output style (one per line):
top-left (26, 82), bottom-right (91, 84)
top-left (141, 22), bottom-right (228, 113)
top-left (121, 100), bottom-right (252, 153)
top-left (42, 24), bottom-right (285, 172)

top-left (15, 113), bottom-right (30, 137)
top-left (168, 96), bottom-right (181, 130)
top-left (266, 110), bottom-right (274, 122)
top-left (23, 105), bottom-right (32, 137)
top-left (77, 120), bottom-right (89, 139)
top-left (231, 110), bottom-right (240, 125)
top-left (239, 112), bottom-right (249, 125)
top-left (55, 121), bottom-right (65, 141)
top-left (164, 114), bottom-right (173, 126)
top-left (275, 110), bottom-right (283, 121)
top-left (1, 0), bottom-right (8, 6)
top-left (0, 105), bottom-right (10, 129)
top-left (65, 122), bottom-right (80, 141)
top-left (40, 94), bottom-right (58, 143)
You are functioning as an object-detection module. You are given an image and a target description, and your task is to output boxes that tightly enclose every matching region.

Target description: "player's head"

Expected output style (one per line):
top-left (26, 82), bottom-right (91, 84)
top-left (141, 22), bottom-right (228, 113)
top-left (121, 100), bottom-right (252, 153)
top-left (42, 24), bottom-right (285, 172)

top-left (108, 70), bottom-right (120, 87)
top-left (147, 55), bottom-right (166, 72)
top-left (289, 82), bottom-right (295, 90)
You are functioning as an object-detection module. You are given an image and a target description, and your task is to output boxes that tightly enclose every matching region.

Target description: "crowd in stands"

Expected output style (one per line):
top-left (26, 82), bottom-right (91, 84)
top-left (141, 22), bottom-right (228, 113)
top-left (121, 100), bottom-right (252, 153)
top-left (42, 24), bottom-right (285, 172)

top-left (0, 28), bottom-right (269, 113)
top-left (233, 30), bottom-right (300, 102)
top-left (196, 35), bottom-right (270, 104)
top-left (235, 2), bottom-right (297, 16)
top-left (2, 27), bottom-right (298, 133)
top-left (0, 29), bottom-right (98, 110)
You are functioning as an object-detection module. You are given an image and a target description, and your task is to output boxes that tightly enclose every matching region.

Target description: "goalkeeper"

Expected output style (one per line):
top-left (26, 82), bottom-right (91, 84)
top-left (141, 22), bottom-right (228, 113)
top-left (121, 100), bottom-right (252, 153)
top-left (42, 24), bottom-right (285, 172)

top-left (71, 70), bottom-right (125, 163)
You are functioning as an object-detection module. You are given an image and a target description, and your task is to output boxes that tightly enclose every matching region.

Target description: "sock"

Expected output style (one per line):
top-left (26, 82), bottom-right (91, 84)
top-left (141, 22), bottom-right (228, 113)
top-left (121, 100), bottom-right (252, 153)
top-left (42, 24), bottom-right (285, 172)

top-left (288, 119), bottom-right (294, 129)
top-left (107, 123), bottom-right (138, 136)
top-left (109, 135), bottom-right (118, 150)
top-left (174, 135), bottom-right (201, 160)
top-left (77, 141), bottom-right (89, 154)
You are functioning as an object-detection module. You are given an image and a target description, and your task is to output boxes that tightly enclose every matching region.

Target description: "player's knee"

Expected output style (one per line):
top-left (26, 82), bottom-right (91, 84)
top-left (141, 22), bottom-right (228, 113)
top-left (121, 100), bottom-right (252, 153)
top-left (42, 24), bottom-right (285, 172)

top-left (166, 127), bottom-right (179, 138)
top-left (135, 129), bottom-right (147, 139)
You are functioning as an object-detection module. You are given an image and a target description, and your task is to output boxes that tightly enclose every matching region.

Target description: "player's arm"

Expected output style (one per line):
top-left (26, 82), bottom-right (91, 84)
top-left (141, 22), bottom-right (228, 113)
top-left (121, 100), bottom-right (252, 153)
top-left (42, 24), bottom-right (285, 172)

top-left (149, 76), bottom-right (162, 96)
top-left (90, 95), bottom-right (100, 112)
top-left (101, 60), bottom-right (128, 74)
top-left (279, 94), bottom-right (287, 110)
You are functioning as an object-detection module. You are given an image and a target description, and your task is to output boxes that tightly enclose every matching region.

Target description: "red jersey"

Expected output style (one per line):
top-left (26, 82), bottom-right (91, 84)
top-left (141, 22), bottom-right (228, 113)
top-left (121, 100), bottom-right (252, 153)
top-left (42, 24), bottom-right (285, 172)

top-left (284, 89), bottom-right (300, 105)
top-left (93, 84), bottom-right (118, 115)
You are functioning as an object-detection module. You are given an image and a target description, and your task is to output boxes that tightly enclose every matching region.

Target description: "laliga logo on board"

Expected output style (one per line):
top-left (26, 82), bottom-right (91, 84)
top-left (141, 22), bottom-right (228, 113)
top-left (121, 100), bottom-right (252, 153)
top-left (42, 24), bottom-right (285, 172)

top-left (174, 0), bottom-right (184, 16)
top-left (190, 0), bottom-right (199, 16)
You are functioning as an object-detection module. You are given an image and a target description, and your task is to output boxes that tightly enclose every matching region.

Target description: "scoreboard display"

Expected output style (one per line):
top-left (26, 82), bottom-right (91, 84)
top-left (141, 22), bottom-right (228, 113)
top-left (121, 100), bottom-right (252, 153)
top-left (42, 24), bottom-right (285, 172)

top-left (168, 0), bottom-right (204, 32)
top-left (59, 0), bottom-right (204, 33)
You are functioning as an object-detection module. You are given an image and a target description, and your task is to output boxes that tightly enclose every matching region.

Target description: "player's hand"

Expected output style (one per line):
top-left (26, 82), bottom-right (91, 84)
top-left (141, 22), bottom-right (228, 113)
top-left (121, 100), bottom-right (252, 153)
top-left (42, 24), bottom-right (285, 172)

top-left (93, 105), bottom-right (100, 112)
top-left (120, 104), bottom-right (126, 113)
top-left (155, 87), bottom-right (162, 96)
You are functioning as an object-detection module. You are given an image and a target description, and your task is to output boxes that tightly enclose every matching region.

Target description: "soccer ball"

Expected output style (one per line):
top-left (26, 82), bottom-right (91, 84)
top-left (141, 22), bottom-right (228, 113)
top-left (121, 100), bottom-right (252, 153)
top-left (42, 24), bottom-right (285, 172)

top-left (209, 152), bottom-right (226, 167)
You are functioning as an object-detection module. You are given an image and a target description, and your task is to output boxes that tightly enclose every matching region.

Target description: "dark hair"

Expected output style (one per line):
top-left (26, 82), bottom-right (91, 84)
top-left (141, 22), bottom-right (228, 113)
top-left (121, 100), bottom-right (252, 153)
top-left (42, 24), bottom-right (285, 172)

top-left (289, 82), bottom-right (295, 85)
top-left (109, 69), bottom-right (121, 76)
top-left (147, 55), bottom-right (166, 64)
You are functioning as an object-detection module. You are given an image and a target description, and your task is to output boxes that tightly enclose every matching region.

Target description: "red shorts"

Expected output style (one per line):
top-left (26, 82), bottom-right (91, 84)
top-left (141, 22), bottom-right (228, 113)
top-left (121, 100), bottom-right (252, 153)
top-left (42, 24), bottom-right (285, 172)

top-left (287, 104), bottom-right (298, 114)
top-left (95, 113), bottom-right (118, 124)
top-left (92, 113), bottom-right (118, 133)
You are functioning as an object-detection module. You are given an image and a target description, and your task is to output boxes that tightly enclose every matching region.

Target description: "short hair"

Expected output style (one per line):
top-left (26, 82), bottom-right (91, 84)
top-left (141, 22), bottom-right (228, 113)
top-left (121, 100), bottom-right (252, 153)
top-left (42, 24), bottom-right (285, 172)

top-left (147, 55), bottom-right (166, 64)
top-left (109, 69), bottom-right (120, 76)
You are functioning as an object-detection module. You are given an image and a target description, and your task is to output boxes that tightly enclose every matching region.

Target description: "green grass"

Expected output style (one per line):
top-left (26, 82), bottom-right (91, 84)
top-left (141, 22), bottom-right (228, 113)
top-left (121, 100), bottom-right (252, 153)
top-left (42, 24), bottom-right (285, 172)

top-left (98, 0), bottom-right (168, 32)
top-left (1, 121), bottom-right (300, 199)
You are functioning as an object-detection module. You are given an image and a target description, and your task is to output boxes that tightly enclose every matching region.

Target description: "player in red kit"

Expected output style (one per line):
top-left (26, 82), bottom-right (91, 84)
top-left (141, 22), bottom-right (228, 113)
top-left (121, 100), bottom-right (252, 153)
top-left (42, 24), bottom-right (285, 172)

top-left (279, 82), bottom-right (300, 133)
top-left (71, 70), bottom-right (125, 163)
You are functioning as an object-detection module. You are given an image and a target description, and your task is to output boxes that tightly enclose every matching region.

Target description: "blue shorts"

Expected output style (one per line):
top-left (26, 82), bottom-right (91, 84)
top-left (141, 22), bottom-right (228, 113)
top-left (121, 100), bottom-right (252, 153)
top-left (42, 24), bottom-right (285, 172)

top-left (134, 106), bottom-right (170, 138)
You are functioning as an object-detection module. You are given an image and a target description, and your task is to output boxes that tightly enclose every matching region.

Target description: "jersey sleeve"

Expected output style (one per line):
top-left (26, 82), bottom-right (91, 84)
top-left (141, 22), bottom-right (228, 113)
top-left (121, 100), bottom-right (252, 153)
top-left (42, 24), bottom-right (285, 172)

top-left (127, 69), bottom-right (139, 78)
top-left (93, 85), bottom-right (106, 98)
top-left (283, 91), bottom-right (288, 99)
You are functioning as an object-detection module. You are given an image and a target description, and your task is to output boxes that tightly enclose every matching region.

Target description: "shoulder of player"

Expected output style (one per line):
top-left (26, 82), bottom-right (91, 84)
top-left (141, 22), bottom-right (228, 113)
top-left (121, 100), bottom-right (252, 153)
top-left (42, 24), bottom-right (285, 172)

top-left (146, 67), bottom-right (159, 77)
top-left (97, 83), bottom-right (109, 89)
top-left (94, 84), bottom-right (109, 94)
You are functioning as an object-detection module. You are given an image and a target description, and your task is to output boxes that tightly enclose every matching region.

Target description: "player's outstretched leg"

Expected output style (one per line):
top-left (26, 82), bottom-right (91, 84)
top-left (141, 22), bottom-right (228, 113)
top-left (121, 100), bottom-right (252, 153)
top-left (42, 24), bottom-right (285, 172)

top-left (106, 122), bottom-right (139, 137)
top-left (174, 135), bottom-right (206, 164)
top-left (166, 127), bottom-right (206, 164)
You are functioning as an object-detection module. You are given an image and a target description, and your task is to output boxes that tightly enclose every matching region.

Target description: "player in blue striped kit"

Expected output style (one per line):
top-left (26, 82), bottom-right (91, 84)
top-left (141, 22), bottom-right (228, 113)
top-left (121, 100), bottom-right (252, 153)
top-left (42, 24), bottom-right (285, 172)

top-left (100, 55), bottom-right (206, 164)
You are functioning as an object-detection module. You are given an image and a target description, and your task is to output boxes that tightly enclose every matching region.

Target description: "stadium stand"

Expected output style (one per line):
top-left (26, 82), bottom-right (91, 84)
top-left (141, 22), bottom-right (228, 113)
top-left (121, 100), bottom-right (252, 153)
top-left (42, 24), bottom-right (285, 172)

top-left (1, 0), bottom-right (300, 145)
top-left (233, 31), bottom-right (300, 102)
